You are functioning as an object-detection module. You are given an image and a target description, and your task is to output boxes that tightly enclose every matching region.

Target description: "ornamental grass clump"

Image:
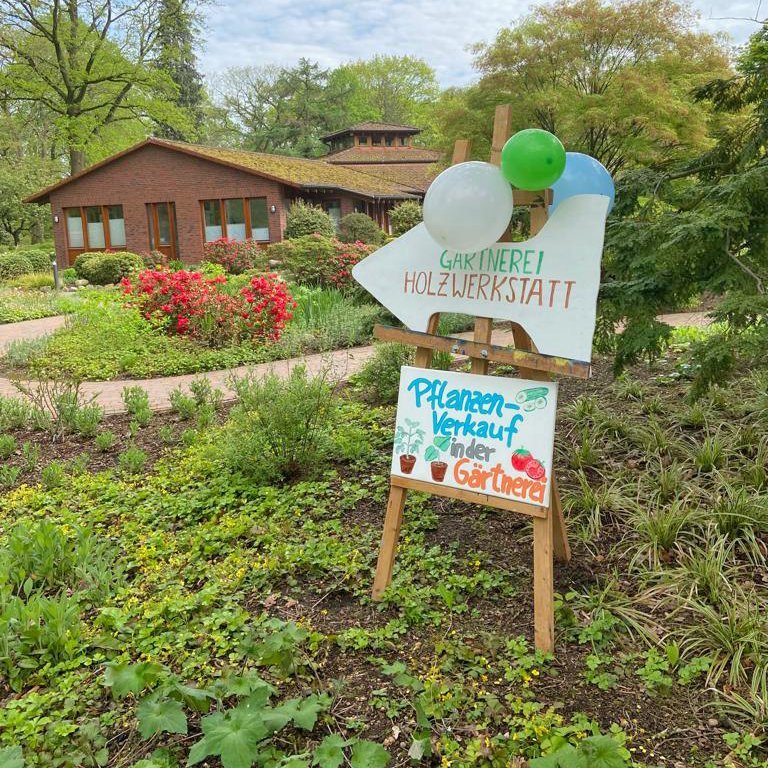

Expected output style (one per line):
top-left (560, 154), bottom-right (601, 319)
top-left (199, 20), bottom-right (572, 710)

top-left (121, 268), bottom-right (295, 347)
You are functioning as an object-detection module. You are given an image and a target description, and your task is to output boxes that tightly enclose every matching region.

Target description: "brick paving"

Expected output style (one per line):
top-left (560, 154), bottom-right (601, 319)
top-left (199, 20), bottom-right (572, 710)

top-left (0, 311), bottom-right (711, 415)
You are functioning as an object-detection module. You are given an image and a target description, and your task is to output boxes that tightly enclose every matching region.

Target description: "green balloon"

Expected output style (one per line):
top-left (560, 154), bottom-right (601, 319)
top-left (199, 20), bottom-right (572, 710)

top-left (500, 129), bottom-right (566, 190)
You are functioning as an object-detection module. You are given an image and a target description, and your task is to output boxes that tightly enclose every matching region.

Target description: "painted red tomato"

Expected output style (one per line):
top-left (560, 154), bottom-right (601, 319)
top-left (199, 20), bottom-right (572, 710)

top-left (511, 449), bottom-right (531, 471)
top-left (524, 456), bottom-right (546, 481)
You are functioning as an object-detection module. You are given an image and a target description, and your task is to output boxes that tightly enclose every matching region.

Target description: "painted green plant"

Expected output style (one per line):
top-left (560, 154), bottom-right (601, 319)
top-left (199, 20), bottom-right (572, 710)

top-left (424, 435), bottom-right (451, 462)
top-left (394, 418), bottom-right (425, 455)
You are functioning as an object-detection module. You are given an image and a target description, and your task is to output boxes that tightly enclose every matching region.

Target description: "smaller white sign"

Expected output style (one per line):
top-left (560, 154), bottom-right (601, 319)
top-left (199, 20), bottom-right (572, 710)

top-left (392, 366), bottom-right (558, 508)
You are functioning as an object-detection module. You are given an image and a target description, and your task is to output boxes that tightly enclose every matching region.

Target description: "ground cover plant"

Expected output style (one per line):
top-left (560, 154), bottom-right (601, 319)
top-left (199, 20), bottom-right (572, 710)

top-left (0, 338), bottom-right (765, 768)
top-left (1, 276), bottom-right (385, 380)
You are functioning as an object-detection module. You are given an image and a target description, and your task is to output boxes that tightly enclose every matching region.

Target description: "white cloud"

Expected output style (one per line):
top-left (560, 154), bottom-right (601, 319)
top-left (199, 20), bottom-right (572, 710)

top-left (198, 0), bottom-right (760, 86)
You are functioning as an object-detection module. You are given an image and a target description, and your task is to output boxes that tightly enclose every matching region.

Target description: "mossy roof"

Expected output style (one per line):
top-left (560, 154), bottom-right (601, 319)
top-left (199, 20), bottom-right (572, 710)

top-left (25, 138), bottom-right (418, 204)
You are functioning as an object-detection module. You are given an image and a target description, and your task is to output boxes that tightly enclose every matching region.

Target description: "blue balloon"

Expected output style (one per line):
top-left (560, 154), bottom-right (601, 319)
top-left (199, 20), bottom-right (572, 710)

top-left (550, 152), bottom-right (615, 214)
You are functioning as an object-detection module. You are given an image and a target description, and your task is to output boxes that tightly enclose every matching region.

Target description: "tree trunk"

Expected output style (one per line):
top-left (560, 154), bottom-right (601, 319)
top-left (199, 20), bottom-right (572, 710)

top-left (69, 147), bottom-right (86, 174)
top-left (30, 220), bottom-right (44, 243)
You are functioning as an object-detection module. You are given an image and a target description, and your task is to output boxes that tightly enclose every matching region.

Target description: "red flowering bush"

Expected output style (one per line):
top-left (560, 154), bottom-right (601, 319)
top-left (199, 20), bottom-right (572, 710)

top-left (121, 269), bottom-right (294, 347)
top-left (265, 234), bottom-right (375, 292)
top-left (203, 237), bottom-right (264, 274)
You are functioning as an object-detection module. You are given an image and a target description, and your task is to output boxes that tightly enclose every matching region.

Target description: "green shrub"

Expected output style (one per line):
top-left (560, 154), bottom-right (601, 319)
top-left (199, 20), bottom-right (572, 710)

top-left (118, 445), bottom-right (147, 475)
top-left (271, 235), bottom-right (374, 290)
top-left (74, 251), bottom-right (144, 284)
top-left (0, 433), bottom-right (17, 459)
top-left (0, 395), bottom-right (32, 431)
top-left (0, 253), bottom-right (33, 280)
top-left (338, 213), bottom-right (384, 245)
top-left (41, 460), bottom-right (67, 489)
top-left (16, 249), bottom-right (54, 272)
top-left (95, 430), bottom-right (116, 452)
top-left (0, 465), bottom-right (20, 488)
top-left (169, 387), bottom-right (198, 420)
top-left (352, 343), bottom-right (413, 404)
top-left (222, 365), bottom-right (338, 482)
top-left (284, 200), bottom-right (336, 239)
top-left (122, 385), bottom-right (150, 416)
top-left (389, 200), bottom-right (423, 236)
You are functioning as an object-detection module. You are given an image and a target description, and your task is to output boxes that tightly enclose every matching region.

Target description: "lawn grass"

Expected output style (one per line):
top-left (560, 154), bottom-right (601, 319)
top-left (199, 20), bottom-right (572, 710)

top-left (0, 345), bottom-right (765, 767)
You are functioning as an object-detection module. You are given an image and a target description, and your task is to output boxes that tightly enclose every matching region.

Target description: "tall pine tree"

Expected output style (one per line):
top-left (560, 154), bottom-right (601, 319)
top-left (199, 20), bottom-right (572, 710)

top-left (154, 0), bottom-right (204, 141)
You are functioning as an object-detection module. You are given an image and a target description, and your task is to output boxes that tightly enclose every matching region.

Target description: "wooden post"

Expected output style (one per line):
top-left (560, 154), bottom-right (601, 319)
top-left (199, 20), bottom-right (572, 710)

top-left (533, 512), bottom-right (555, 652)
top-left (372, 485), bottom-right (408, 600)
top-left (471, 105), bottom-right (514, 376)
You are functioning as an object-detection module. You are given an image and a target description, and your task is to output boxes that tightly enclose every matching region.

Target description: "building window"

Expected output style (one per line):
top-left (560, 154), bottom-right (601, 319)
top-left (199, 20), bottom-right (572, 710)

top-left (385, 136), bottom-right (394, 147)
top-left (400, 137), bottom-right (408, 146)
top-left (64, 205), bottom-right (125, 252)
top-left (371, 134), bottom-right (381, 146)
top-left (65, 209), bottom-right (84, 249)
top-left (358, 135), bottom-right (368, 145)
top-left (225, 198), bottom-right (246, 241)
top-left (249, 198), bottom-right (269, 241)
top-left (85, 206), bottom-right (105, 249)
top-left (202, 200), bottom-right (223, 241)
top-left (108, 205), bottom-right (126, 247)
top-left (201, 198), bottom-right (270, 242)
top-left (323, 200), bottom-right (342, 230)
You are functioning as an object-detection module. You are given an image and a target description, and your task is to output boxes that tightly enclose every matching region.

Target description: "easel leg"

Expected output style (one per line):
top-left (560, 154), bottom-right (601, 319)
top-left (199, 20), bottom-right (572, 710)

top-left (551, 475), bottom-right (571, 563)
top-left (533, 511), bottom-right (555, 653)
top-left (372, 485), bottom-right (408, 600)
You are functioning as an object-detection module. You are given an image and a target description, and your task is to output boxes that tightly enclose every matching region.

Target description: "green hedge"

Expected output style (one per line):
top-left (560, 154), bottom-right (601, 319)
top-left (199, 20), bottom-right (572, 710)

top-left (74, 251), bottom-right (144, 285)
top-left (0, 253), bottom-right (34, 281)
top-left (15, 249), bottom-right (54, 272)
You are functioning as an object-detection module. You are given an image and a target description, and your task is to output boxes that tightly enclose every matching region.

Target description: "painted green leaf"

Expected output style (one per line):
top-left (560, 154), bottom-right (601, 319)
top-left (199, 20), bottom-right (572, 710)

top-left (103, 661), bottom-right (163, 698)
top-left (312, 734), bottom-right (348, 768)
top-left (424, 445), bottom-right (439, 461)
top-left (137, 694), bottom-right (188, 739)
top-left (433, 435), bottom-right (451, 450)
top-left (350, 741), bottom-right (390, 768)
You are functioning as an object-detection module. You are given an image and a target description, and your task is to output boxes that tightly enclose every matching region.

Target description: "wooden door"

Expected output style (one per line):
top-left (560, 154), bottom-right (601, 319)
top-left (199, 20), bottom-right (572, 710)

top-left (147, 202), bottom-right (178, 261)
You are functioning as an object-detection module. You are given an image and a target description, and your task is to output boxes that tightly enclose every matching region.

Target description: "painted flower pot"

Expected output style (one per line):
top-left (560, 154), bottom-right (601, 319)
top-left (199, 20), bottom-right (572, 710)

top-left (399, 454), bottom-right (417, 474)
top-left (430, 461), bottom-right (448, 482)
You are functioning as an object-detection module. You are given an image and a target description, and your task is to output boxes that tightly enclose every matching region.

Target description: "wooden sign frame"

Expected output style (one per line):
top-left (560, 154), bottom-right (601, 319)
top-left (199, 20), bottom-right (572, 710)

top-left (370, 104), bottom-right (586, 653)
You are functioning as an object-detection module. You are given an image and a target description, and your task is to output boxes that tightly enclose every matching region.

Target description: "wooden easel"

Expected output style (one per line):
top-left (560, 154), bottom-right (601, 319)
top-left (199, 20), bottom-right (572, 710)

top-left (371, 105), bottom-right (583, 653)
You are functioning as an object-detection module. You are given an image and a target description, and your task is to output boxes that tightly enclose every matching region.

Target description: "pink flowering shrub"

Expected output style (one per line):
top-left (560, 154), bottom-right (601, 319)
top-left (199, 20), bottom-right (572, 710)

top-left (264, 234), bottom-right (375, 292)
top-left (121, 269), bottom-right (295, 347)
top-left (203, 237), bottom-right (264, 274)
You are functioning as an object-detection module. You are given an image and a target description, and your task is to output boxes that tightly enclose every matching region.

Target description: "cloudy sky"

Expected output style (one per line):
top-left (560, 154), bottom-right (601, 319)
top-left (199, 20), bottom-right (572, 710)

top-left (199, 1), bottom-right (762, 86)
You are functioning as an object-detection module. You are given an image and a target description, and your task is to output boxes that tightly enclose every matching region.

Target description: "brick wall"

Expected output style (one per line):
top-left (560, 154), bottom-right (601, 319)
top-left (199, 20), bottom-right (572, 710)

top-left (48, 144), bottom-right (367, 268)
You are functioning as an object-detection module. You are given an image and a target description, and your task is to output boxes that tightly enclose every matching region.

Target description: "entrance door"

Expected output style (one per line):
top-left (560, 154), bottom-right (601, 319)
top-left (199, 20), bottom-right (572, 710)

top-left (147, 202), bottom-right (178, 261)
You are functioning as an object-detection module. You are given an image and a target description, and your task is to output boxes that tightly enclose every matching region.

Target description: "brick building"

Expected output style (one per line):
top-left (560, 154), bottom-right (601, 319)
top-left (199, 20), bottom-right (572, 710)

top-left (26, 126), bottom-right (440, 268)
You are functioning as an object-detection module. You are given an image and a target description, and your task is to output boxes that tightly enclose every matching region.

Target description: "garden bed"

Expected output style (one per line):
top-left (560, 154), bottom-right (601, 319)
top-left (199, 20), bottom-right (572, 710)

top-left (0, 340), bottom-right (765, 767)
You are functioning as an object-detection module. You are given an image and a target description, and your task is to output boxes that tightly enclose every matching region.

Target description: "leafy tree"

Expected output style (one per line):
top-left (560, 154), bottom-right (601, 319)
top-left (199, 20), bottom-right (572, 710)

top-left (0, 0), bottom-right (188, 173)
top-left (438, 0), bottom-right (730, 171)
top-left (218, 59), bottom-right (348, 157)
top-left (153, 0), bottom-right (205, 141)
top-left (601, 22), bottom-right (768, 388)
top-left (0, 161), bottom-right (53, 244)
top-left (329, 55), bottom-right (439, 131)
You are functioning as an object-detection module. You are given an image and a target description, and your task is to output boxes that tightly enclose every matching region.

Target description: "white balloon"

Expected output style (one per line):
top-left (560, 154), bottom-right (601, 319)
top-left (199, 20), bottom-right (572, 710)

top-left (422, 161), bottom-right (514, 252)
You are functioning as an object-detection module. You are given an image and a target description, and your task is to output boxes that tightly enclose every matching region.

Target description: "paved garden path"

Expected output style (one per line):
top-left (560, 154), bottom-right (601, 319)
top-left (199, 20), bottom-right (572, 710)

top-left (0, 311), bottom-right (711, 415)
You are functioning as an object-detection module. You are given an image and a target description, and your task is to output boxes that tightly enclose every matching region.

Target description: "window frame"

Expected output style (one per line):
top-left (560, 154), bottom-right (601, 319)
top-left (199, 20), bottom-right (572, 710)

top-left (64, 204), bottom-right (125, 254)
top-left (200, 197), bottom-right (271, 243)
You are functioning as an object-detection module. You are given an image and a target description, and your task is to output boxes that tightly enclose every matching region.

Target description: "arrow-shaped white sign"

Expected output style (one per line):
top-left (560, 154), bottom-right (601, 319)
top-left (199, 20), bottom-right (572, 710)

top-left (353, 194), bottom-right (608, 362)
